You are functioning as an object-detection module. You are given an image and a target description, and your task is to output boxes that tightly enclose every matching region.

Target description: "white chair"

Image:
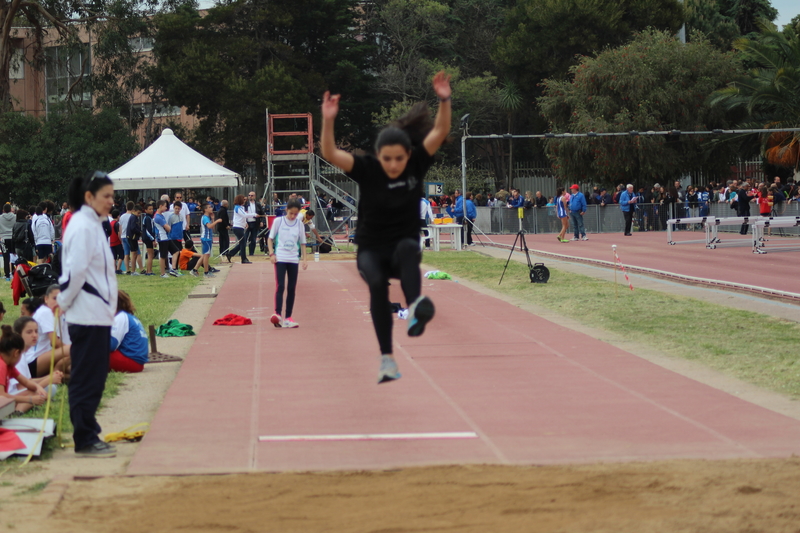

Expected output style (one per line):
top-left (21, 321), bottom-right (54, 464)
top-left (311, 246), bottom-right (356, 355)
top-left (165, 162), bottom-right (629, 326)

top-left (420, 228), bottom-right (431, 250)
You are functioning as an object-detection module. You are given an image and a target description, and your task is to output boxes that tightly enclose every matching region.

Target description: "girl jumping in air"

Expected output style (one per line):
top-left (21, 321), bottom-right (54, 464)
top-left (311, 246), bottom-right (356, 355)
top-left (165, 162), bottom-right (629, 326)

top-left (321, 71), bottom-right (452, 383)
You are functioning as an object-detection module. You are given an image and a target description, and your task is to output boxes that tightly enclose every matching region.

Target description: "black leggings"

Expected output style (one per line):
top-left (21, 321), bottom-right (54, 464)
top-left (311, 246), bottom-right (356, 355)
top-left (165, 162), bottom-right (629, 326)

top-left (357, 238), bottom-right (421, 355)
top-left (227, 227), bottom-right (248, 260)
top-left (274, 262), bottom-right (299, 317)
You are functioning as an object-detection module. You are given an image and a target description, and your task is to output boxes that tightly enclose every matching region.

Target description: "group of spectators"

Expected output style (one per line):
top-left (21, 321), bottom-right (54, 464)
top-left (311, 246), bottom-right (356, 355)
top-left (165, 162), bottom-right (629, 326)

top-left (420, 175), bottom-right (797, 239)
top-left (0, 285), bottom-right (152, 416)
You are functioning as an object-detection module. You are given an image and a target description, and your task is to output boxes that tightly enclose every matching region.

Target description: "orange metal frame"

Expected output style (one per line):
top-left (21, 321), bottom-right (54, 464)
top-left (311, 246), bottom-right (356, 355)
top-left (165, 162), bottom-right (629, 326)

top-left (268, 113), bottom-right (313, 155)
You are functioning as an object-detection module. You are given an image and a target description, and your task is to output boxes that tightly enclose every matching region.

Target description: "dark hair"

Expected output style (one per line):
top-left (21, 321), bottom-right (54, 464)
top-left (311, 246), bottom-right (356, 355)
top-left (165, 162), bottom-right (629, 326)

top-left (304, 209), bottom-right (315, 218)
top-left (286, 199), bottom-right (302, 211)
top-left (13, 316), bottom-right (36, 335)
top-left (45, 200), bottom-right (55, 214)
top-left (157, 200), bottom-right (168, 209)
top-left (68, 171), bottom-right (114, 210)
top-left (173, 201), bottom-right (182, 209)
top-left (0, 325), bottom-right (25, 356)
top-left (556, 187), bottom-right (564, 197)
top-left (375, 102), bottom-right (433, 153)
top-left (45, 284), bottom-right (60, 298)
top-left (21, 297), bottom-right (43, 315)
top-left (2, 204), bottom-right (10, 213)
top-left (111, 209), bottom-right (120, 219)
top-left (126, 201), bottom-right (135, 211)
top-left (35, 204), bottom-right (44, 216)
top-left (0, 300), bottom-right (5, 314)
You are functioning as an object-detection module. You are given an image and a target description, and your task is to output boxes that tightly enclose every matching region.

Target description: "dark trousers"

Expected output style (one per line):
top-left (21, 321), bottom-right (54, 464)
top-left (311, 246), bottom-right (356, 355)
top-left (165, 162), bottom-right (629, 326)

top-left (218, 228), bottom-right (230, 255)
top-left (623, 209), bottom-right (634, 235)
top-left (247, 222), bottom-right (259, 255)
top-left (227, 227), bottom-right (248, 260)
top-left (3, 238), bottom-right (13, 277)
top-left (357, 238), bottom-right (421, 355)
top-left (68, 325), bottom-right (110, 451)
top-left (274, 262), bottom-right (299, 317)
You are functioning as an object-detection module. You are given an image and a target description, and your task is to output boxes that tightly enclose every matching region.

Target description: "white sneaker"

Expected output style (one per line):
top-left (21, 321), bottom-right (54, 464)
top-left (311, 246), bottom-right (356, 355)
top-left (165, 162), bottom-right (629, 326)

top-left (283, 318), bottom-right (300, 328)
top-left (581, 236), bottom-right (589, 241)
top-left (571, 237), bottom-right (579, 241)
top-left (131, 271), bottom-right (140, 276)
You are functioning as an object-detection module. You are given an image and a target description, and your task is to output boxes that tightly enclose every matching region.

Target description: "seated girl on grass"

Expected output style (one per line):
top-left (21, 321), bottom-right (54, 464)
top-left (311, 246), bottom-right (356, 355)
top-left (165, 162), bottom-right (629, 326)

top-left (110, 291), bottom-right (149, 373)
top-left (8, 317), bottom-right (63, 413)
top-left (0, 325), bottom-right (49, 414)
top-left (31, 285), bottom-right (71, 378)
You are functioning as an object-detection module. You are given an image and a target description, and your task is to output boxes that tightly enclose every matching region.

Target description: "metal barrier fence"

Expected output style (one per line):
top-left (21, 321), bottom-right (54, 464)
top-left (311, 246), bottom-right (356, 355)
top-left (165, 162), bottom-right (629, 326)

top-left (427, 203), bottom-right (800, 236)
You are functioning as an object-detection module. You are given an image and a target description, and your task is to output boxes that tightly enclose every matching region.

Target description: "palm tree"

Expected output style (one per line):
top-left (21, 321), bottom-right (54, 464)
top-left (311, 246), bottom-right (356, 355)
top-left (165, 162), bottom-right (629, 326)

top-left (499, 81), bottom-right (524, 189)
top-left (709, 23), bottom-right (800, 170)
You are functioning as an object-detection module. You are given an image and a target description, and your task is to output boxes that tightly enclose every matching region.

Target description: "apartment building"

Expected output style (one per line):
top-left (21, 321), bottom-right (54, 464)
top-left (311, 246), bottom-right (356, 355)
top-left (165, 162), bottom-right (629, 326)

top-left (8, 25), bottom-right (196, 145)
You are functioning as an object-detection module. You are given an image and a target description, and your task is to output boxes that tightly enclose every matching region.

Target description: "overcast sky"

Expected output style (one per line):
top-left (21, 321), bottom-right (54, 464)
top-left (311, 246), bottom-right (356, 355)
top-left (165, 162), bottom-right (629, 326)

top-left (773, 0), bottom-right (799, 28)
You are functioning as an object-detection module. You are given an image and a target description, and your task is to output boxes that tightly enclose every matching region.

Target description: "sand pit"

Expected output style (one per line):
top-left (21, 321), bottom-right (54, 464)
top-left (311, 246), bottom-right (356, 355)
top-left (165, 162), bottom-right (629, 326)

top-left (41, 458), bottom-right (800, 532)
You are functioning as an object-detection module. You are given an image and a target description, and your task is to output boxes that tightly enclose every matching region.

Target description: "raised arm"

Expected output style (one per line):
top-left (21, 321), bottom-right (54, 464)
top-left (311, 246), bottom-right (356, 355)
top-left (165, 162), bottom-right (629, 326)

top-left (423, 71), bottom-right (452, 157)
top-left (320, 92), bottom-right (355, 173)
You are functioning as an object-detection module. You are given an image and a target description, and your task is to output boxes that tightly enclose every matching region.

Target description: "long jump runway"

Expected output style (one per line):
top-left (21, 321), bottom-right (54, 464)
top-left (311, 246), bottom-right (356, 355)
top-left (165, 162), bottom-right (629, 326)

top-left (127, 259), bottom-right (800, 475)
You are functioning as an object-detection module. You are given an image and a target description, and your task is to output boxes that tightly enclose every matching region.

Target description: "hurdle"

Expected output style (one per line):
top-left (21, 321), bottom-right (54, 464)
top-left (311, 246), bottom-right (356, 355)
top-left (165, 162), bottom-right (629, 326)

top-left (666, 216), bottom-right (715, 245)
top-left (704, 216), bottom-right (767, 249)
top-left (752, 219), bottom-right (800, 254)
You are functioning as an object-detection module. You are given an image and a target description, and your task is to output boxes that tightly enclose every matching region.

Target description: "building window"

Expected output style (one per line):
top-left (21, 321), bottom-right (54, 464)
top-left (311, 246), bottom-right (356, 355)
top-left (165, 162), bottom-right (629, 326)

top-left (44, 44), bottom-right (92, 108)
top-left (10, 48), bottom-right (24, 80)
top-left (129, 37), bottom-right (154, 52)
top-left (141, 103), bottom-right (181, 118)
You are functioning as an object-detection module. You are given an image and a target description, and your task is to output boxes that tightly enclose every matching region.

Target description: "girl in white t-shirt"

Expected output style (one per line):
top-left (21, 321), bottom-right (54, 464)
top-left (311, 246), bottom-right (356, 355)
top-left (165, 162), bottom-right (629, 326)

top-left (30, 285), bottom-right (71, 378)
top-left (267, 199), bottom-right (307, 328)
top-left (8, 317), bottom-right (62, 410)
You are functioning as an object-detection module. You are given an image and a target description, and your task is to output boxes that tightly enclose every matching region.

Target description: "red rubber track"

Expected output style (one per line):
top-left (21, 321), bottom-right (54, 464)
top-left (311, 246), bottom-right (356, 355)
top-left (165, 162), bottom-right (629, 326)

top-left (126, 260), bottom-right (800, 475)
top-left (482, 231), bottom-right (800, 300)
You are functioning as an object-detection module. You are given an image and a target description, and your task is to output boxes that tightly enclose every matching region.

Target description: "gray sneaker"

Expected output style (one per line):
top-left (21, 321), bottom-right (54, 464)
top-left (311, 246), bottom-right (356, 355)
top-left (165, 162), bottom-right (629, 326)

top-left (76, 441), bottom-right (117, 458)
top-left (407, 295), bottom-right (435, 337)
top-left (378, 355), bottom-right (401, 384)
top-left (168, 270), bottom-right (179, 278)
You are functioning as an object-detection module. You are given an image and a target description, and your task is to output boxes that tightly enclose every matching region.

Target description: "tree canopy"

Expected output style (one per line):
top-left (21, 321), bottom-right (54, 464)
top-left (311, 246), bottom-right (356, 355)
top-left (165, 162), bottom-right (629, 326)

top-left (539, 29), bottom-right (745, 186)
top-left (0, 108), bottom-right (138, 205)
top-left (709, 23), bottom-right (800, 169)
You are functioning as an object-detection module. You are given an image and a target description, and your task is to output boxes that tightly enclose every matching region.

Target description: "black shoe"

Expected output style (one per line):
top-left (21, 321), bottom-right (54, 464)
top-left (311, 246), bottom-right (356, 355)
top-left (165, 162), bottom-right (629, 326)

top-left (76, 441), bottom-right (117, 458)
top-left (225, 253), bottom-right (232, 263)
top-left (241, 260), bottom-right (253, 264)
top-left (209, 267), bottom-right (220, 273)
top-left (407, 296), bottom-right (435, 337)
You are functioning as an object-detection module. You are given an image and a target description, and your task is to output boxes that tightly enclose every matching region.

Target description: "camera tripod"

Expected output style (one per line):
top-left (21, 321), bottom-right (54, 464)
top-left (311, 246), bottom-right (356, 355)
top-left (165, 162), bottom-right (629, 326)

top-left (499, 230), bottom-right (549, 285)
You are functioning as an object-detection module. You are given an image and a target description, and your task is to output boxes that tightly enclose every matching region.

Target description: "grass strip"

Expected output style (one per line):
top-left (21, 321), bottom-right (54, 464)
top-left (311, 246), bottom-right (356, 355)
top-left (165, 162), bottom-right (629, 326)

top-left (423, 251), bottom-right (800, 398)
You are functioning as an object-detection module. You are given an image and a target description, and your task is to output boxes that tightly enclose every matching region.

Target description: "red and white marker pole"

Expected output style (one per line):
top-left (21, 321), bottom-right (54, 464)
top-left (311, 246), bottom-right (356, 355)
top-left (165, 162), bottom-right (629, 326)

top-left (612, 245), bottom-right (634, 293)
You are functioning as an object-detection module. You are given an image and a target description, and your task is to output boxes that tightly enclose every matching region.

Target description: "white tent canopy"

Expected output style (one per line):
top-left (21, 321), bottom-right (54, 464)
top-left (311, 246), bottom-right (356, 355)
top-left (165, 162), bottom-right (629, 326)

top-left (109, 128), bottom-right (240, 190)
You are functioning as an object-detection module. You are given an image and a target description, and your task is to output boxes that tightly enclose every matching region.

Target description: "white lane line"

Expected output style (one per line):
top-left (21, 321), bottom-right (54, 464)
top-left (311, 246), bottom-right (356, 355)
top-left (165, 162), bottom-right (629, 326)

top-left (258, 432), bottom-right (478, 442)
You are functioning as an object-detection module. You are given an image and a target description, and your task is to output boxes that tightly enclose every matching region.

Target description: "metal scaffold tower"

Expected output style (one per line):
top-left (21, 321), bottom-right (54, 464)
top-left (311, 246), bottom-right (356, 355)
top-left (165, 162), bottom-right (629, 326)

top-left (265, 111), bottom-right (358, 240)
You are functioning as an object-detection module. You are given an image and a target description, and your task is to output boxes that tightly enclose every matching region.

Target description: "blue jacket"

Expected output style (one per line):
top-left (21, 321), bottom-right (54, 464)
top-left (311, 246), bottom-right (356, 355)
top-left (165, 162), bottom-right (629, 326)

top-left (619, 190), bottom-right (637, 212)
top-left (466, 199), bottom-right (477, 220)
top-left (507, 194), bottom-right (525, 208)
top-left (447, 196), bottom-right (463, 218)
top-left (569, 191), bottom-right (587, 213)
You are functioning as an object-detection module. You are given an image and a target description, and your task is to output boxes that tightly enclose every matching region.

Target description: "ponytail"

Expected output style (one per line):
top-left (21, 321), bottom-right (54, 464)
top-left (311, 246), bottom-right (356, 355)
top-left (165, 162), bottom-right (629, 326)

top-left (69, 171), bottom-right (114, 210)
top-left (375, 102), bottom-right (433, 153)
top-left (0, 325), bottom-right (24, 356)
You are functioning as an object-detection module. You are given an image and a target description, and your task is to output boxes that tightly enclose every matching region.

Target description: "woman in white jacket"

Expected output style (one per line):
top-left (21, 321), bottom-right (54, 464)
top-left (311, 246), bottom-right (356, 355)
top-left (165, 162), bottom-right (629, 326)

top-left (32, 204), bottom-right (55, 264)
top-left (57, 171), bottom-right (118, 458)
